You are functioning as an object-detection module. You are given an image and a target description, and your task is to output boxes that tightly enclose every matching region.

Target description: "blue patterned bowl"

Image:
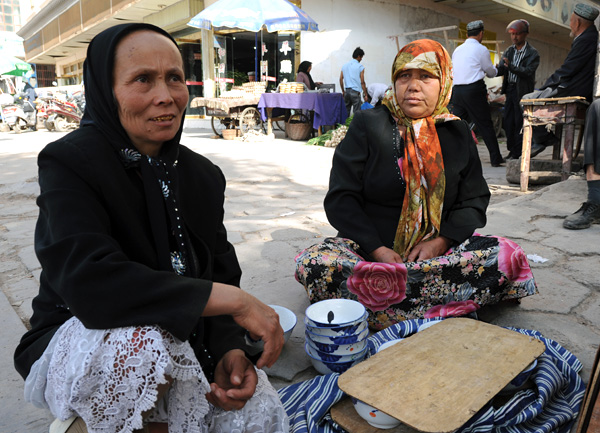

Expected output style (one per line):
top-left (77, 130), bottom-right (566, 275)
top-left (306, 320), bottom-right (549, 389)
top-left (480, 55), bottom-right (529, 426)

top-left (306, 334), bottom-right (369, 355)
top-left (305, 315), bottom-right (368, 337)
top-left (305, 347), bottom-right (366, 375)
top-left (305, 326), bottom-right (369, 345)
top-left (305, 341), bottom-right (368, 363)
top-left (305, 299), bottom-right (366, 327)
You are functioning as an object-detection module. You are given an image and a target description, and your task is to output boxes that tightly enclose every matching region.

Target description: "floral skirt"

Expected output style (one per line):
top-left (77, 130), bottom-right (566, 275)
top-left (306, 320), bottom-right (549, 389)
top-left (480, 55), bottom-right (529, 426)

top-left (294, 235), bottom-right (537, 330)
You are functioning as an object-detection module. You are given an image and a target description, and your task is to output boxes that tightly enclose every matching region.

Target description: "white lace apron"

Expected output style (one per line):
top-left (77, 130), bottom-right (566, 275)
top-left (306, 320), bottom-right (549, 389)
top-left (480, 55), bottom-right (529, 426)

top-left (24, 317), bottom-right (289, 433)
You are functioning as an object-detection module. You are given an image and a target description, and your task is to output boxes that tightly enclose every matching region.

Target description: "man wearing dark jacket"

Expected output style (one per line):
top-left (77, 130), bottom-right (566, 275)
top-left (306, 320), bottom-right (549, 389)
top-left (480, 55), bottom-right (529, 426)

top-left (526, 3), bottom-right (599, 157)
top-left (496, 19), bottom-right (540, 160)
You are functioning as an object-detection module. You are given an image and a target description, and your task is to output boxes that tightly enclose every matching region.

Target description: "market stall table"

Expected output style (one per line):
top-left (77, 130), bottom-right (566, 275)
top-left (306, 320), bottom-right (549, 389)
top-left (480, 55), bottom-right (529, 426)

top-left (190, 95), bottom-right (263, 137)
top-left (258, 92), bottom-right (347, 136)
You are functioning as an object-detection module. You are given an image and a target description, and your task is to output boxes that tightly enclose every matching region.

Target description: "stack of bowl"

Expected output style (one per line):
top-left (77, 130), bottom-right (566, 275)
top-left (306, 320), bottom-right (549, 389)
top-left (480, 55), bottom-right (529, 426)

top-left (304, 299), bottom-right (370, 375)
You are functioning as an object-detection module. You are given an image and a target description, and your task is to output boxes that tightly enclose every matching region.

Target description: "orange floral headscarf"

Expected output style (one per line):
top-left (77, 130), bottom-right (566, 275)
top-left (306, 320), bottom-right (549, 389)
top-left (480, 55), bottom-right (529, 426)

top-left (382, 39), bottom-right (458, 260)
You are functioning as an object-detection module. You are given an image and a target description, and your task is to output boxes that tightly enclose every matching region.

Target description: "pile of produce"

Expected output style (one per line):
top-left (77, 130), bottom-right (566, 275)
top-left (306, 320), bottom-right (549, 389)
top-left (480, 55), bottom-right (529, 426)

top-left (307, 115), bottom-right (353, 147)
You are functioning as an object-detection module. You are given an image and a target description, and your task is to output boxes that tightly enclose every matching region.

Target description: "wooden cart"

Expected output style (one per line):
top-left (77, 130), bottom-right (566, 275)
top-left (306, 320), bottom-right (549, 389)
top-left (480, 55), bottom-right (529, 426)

top-left (190, 96), bottom-right (264, 137)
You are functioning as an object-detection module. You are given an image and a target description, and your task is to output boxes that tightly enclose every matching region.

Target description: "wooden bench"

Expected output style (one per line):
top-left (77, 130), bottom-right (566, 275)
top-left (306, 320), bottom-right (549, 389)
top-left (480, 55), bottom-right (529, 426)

top-left (520, 97), bottom-right (589, 192)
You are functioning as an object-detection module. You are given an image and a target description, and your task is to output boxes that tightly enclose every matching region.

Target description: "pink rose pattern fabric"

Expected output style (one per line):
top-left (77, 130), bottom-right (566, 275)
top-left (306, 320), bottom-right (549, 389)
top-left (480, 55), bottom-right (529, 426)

top-left (493, 236), bottom-right (534, 282)
top-left (295, 235), bottom-right (537, 330)
top-left (424, 300), bottom-right (480, 318)
top-left (346, 262), bottom-right (408, 311)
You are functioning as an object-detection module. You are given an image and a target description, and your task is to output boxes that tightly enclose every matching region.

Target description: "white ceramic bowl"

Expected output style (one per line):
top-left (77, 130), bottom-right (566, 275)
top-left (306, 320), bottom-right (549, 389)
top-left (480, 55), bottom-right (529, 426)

top-left (306, 334), bottom-right (369, 356)
top-left (269, 305), bottom-right (297, 343)
top-left (246, 305), bottom-right (297, 353)
top-left (306, 347), bottom-right (366, 375)
top-left (305, 315), bottom-right (368, 337)
top-left (305, 326), bottom-right (369, 345)
top-left (502, 359), bottom-right (538, 392)
top-left (305, 299), bottom-right (366, 327)
top-left (351, 397), bottom-right (402, 429)
top-left (376, 338), bottom-right (404, 353)
top-left (417, 320), bottom-right (442, 333)
top-left (305, 341), bottom-right (368, 363)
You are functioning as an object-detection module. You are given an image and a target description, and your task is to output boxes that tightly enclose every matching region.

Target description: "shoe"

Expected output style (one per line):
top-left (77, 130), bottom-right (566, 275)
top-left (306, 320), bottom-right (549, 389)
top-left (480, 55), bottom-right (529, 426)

top-left (491, 157), bottom-right (505, 167)
top-left (563, 201), bottom-right (600, 230)
top-left (50, 417), bottom-right (88, 433)
top-left (530, 143), bottom-right (546, 158)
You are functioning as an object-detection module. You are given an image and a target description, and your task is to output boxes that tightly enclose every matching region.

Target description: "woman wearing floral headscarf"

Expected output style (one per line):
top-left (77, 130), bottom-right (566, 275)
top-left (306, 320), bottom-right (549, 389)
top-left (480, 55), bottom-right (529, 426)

top-left (295, 39), bottom-right (537, 330)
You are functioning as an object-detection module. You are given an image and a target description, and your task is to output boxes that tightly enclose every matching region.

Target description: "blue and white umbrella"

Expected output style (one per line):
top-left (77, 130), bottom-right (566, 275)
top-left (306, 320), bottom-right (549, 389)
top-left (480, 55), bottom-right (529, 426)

top-left (187, 0), bottom-right (319, 33)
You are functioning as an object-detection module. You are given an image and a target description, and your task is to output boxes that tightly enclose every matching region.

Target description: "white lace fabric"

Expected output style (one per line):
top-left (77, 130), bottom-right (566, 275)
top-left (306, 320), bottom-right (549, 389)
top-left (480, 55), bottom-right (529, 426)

top-left (24, 317), bottom-right (289, 433)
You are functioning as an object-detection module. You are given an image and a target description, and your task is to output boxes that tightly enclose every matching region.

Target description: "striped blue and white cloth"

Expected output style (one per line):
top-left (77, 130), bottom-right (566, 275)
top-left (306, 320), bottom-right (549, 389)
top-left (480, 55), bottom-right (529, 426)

top-left (277, 318), bottom-right (586, 433)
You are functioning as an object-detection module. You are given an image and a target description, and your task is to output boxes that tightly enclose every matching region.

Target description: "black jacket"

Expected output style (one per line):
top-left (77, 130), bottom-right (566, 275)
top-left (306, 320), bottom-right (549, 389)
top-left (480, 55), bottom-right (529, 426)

top-left (324, 106), bottom-right (490, 254)
top-left (540, 25), bottom-right (599, 101)
top-left (14, 125), bottom-right (246, 379)
top-left (497, 42), bottom-right (540, 99)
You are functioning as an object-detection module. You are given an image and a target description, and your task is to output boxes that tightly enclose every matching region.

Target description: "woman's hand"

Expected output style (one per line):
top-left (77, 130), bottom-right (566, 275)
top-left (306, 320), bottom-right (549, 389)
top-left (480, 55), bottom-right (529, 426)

top-left (406, 236), bottom-right (451, 262)
top-left (204, 284), bottom-right (284, 369)
top-left (370, 246), bottom-right (403, 263)
top-left (206, 349), bottom-right (257, 411)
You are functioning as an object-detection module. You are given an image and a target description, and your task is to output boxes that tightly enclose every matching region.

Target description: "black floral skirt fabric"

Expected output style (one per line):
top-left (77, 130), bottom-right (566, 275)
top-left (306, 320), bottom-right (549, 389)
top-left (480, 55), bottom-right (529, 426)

top-left (295, 236), bottom-right (538, 330)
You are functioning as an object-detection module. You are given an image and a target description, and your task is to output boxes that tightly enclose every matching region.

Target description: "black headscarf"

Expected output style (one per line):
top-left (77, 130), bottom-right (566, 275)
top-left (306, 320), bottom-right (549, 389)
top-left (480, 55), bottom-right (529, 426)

top-left (82, 23), bottom-right (195, 277)
top-left (297, 60), bottom-right (315, 90)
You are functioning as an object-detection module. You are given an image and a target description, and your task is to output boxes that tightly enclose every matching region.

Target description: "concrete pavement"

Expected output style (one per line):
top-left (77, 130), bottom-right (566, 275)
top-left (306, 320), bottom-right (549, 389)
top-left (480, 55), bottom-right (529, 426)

top-left (0, 121), bottom-right (598, 432)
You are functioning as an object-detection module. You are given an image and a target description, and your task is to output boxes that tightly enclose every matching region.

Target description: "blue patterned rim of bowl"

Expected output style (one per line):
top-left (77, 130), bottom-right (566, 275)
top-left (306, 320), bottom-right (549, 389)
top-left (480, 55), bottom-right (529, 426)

top-left (305, 317), bottom-right (368, 338)
top-left (305, 326), bottom-right (369, 345)
top-left (306, 334), bottom-right (369, 354)
top-left (305, 341), bottom-right (368, 363)
top-left (304, 310), bottom-right (369, 330)
top-left (307, 351), bottom-right (365, 375)
top-left (305, 299), bottom-right (366, 327)
top-left (376, 338), bottom-right (404, 353)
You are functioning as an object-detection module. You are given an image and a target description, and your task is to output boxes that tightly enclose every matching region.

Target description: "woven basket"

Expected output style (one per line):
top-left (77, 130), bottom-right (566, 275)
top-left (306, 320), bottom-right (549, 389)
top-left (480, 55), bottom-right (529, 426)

top-left (222, 129), bottom-right (238, 140)
top-left (286, 121), bottom-right (312, 140)
top-left (286, 113), bottom-right (313, 141)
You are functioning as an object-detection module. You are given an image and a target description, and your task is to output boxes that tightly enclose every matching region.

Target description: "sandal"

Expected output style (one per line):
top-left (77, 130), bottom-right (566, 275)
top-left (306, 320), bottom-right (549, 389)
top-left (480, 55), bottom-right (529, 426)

top-left (49, 416), bottom-right (88, 433)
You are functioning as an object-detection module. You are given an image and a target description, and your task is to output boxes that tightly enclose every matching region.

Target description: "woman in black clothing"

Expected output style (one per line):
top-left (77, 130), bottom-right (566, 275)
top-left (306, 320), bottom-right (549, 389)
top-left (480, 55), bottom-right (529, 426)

top-left (15, 23), bottom-right (287, 433)
top-left (295, 39), bottom-right (537, 330)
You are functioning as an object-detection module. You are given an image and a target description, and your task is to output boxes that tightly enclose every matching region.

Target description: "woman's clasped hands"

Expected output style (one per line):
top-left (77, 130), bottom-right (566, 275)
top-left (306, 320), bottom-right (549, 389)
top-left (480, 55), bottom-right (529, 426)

top-left (205, 283), bottom-right (284, 410)
top-left (370, 236), bottom-right (451, 264)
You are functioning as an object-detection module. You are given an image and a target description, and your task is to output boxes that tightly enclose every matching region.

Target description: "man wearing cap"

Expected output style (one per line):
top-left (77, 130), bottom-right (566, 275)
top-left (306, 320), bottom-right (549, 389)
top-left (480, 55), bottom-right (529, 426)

top-left (450, 20), bottom-right (505, 167)
top-left (526, 3), bottom-right (599, 157)
top-left (496, 19), bottom-right (540, 160)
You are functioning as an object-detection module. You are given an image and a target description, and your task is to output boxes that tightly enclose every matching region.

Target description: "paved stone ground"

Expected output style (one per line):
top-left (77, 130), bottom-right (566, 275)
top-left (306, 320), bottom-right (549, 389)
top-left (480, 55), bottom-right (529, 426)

top-left (0, 121), bottom-right (597, 432)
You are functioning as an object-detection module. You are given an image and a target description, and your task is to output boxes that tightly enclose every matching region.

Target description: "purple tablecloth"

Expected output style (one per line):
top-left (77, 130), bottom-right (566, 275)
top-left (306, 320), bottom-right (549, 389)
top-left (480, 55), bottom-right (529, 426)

top-left (258, 92), bottom-right (348, 129)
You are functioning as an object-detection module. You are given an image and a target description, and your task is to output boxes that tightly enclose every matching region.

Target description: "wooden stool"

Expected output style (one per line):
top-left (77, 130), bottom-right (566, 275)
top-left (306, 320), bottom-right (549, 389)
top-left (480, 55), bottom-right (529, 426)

top-left (520, 97), bottom-right (589, 192)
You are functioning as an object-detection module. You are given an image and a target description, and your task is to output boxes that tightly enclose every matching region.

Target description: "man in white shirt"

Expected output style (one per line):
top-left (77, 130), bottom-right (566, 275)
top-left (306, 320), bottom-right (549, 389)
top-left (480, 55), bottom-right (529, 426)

top-left (450, 20), bottom-right (504, 167)
top-left (366, 83), bottom-right (390, 107)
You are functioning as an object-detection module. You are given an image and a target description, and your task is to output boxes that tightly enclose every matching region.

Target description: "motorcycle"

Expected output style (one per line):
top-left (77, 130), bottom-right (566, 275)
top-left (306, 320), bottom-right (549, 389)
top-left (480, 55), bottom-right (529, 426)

top-left (45, 97), bottom-right (82, 132)
top-left (1, 97), bottom-right (37, 133)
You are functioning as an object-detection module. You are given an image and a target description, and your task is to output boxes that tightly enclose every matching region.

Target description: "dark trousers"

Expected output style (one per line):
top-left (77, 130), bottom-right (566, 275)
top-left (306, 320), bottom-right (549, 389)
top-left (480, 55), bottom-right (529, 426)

top-left (583, 99), bottom-right (600, 172)
top-left (503, 85), bottom-right (524, 158)
top-left (344, 88), bottom-right (361, 117)
top-left (450, 80), bottom-right (503, 165)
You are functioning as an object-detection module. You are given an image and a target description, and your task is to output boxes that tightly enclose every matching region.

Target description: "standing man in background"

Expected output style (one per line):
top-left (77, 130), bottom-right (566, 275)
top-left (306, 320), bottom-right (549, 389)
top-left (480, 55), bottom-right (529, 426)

top-left (450, 20), bottom-right (504, 167)
top-left (340, 47), bottom-right (367, 116)
top-left (496, 19), bottom-right (539, 160)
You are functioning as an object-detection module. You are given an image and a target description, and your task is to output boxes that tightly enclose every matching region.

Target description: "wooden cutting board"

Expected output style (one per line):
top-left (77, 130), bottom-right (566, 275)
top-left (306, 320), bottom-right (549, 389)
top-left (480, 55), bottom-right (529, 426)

top-left (337, 318), bottom-right (545, 433)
